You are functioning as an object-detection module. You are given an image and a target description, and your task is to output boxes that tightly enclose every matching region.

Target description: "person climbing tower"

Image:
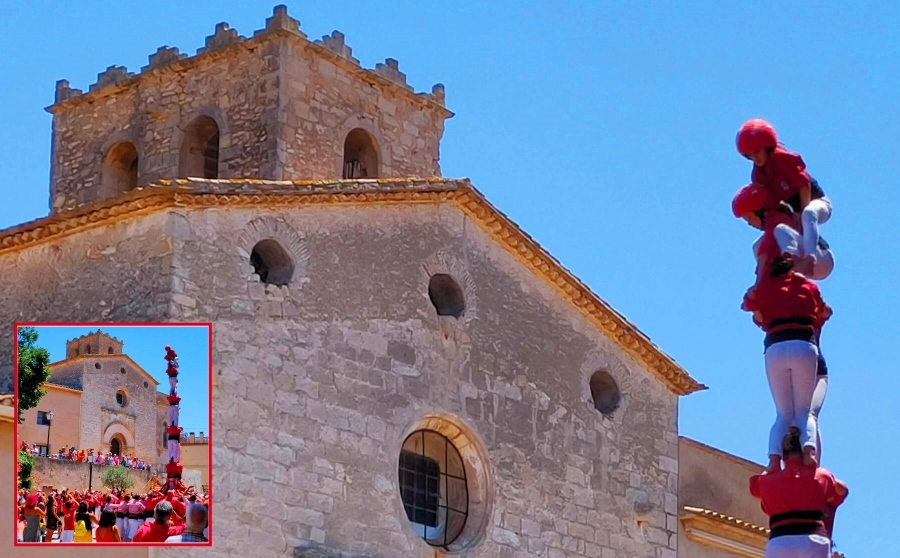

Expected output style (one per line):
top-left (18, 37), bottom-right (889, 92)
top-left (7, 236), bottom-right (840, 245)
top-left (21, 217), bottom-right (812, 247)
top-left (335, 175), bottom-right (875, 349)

top-left (736, 119), bottom-right (833, 272)
top-left (742, 256), bottom-right (831, 472)
top-left (732, 182), bottom-right (834, 281)
top-left (750, 428), bottom-right (848, 557)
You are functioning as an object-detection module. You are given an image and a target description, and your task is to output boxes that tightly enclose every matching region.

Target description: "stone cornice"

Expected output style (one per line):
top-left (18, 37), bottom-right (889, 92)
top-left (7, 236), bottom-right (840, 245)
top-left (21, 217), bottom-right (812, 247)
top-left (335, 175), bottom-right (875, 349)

top-left (681, 507), bottom-right (767, 557)
top-left (0, 178), bottom-right (705, 395)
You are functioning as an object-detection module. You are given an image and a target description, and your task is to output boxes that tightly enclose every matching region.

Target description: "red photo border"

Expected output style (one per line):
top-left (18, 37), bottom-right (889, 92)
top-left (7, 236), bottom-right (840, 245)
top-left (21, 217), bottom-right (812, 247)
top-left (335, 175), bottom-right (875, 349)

top-left (12, 321), bottom-right (213, 547)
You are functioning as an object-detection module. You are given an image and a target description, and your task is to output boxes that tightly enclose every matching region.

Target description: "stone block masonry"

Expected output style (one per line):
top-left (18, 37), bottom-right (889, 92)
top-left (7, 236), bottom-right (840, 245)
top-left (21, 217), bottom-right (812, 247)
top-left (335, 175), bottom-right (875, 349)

top-left (33, 458), bottom-right (153, 494)
top-left (47, 5), bottom-right (452, 213)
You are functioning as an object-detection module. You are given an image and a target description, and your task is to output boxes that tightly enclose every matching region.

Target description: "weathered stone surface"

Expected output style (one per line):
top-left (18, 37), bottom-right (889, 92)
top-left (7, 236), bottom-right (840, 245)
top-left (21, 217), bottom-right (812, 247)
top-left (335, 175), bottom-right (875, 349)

top-left (47, 8), bottom-right (449, 215)
top-left (1, 200), bottom-right (679, 558)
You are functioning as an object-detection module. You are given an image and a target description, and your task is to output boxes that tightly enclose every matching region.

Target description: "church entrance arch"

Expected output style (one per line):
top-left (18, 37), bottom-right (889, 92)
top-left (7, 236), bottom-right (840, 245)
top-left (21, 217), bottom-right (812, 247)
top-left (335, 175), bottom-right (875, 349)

top-left (103, 422), bottom-right (135, 457)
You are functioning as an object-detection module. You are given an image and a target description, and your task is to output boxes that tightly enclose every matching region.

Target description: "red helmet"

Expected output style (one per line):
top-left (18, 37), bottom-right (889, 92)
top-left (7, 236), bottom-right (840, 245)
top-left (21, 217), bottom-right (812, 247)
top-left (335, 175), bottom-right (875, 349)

top-left (732, 183), bottom-right (772, 218)
top-left (736, 119), bottom-right (778, 155)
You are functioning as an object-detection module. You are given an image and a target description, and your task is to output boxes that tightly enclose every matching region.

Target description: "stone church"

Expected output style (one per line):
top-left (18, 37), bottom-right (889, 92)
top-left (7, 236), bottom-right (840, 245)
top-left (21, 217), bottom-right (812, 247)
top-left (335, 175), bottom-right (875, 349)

top-left (0, 6), bottom-right (776, 558)
top-left (17, 330), bottom-right (169, 465)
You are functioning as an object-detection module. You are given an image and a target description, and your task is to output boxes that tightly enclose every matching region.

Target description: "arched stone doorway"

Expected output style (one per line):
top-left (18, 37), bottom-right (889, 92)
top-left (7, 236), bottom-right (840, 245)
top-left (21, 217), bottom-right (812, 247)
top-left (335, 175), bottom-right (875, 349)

top-left (103, 422), bottom-right (135, 457)
top-left (110, 436), bottom-right (122, 456)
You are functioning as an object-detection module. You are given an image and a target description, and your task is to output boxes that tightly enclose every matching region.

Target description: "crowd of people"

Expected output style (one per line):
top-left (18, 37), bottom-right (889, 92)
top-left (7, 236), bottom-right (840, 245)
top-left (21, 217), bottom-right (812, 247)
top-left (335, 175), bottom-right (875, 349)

top-left (19, 441), bottom-right (153, 471)
top-left (733, 118), bottom-right (848, 558)
top-left (16, 486), bottom-right (209, 543)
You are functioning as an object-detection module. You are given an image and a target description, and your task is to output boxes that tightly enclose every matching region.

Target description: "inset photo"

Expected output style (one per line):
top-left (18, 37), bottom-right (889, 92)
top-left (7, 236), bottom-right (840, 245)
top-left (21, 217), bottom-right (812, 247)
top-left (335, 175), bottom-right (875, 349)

top-left (14, 323), bottom-right (212, 545)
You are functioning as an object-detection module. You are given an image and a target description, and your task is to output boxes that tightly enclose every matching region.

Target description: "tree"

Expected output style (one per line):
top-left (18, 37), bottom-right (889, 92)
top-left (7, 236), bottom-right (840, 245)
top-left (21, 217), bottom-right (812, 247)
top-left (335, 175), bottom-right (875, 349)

top-left (101, 465), bottom-right (134, 493)
top-left (18, 449), bottom-right (34, 490)
top-left (17, 327), bottom-right (51, 423)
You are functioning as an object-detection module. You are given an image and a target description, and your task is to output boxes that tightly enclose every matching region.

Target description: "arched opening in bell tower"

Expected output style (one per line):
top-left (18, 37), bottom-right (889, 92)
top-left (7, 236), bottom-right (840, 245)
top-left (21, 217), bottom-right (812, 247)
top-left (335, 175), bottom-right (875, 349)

top-left (342, 128), bottom-right (379, 178)
top-left (179, 115), bottom-right (221, 179)
top-left (101, 141), bottom-right (139, 196)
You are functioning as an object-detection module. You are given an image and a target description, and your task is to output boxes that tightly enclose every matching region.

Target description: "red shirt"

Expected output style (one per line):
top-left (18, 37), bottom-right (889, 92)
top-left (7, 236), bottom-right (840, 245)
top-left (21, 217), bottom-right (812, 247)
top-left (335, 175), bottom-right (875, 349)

top-left (131, 519), bottom-right (185, 542)
top-left (742, 272), bottom-right (827, 332)
top-left (750, 460), bottom-right (846, 532)
top-left (63, 508), bottom-right (76, 530)
top-left (751, 146), bottom-right (813, 211)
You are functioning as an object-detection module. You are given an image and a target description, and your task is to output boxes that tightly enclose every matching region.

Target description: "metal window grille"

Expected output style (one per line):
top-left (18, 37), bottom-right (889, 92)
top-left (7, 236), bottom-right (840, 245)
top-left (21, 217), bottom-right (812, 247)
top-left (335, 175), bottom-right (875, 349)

top-left (36, 411), bottom-right (48, 425)
top-left (398, 430), bottom-right (469, 548)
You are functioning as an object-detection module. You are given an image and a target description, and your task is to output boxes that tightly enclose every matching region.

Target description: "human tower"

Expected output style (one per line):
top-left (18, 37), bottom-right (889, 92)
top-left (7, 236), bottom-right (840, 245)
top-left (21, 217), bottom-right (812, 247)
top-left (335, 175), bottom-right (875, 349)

top-left (731, 119), bottom-right (849, 558)
top-left (163, 345), bottom-right (185, 493)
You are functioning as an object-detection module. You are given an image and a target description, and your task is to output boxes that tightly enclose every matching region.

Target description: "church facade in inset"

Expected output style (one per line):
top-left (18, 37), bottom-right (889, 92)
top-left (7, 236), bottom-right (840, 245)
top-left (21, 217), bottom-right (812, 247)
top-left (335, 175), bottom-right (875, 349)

top-left (18, 330), bottom-right (168, 465)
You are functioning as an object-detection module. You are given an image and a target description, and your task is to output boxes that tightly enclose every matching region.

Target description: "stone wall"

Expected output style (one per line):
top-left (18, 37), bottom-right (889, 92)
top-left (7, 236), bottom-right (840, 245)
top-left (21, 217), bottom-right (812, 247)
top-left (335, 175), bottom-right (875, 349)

top-left (32, 458), bottom-right (154, 494)
top-left (279, 37), bottom-right (445, 181)
top-left (0, 211), bottom-right (174, 393)
top-left (46, 6), bottom-right (448, 213)
top-left (80, 354), bottom-right (162, 463)
top-left (154, 201), bottom-right (678, 558)
top-left (49, 40), bottom-right (279, 211)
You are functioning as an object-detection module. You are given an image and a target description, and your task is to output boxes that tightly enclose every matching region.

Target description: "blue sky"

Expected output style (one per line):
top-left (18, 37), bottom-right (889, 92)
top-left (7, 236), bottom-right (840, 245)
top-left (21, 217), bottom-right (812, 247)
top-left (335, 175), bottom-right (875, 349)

top-left (24, 325), bottom-right (211, 437)
top-left (1, 2), bottom-right (898, 554)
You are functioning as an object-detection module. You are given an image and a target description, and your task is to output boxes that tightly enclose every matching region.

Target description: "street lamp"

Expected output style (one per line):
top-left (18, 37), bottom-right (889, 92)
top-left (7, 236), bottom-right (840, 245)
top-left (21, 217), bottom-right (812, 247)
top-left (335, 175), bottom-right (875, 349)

top-left (45, 411), bottom-right (53, 457)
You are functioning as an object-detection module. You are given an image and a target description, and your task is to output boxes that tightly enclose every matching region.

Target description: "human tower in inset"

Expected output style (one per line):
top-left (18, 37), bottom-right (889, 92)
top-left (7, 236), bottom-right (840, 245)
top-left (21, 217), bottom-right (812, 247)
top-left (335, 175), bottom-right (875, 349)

top-left (732, 119), bottom-right (848, 557)
top-left (163, 345), bottom-right (185, 492)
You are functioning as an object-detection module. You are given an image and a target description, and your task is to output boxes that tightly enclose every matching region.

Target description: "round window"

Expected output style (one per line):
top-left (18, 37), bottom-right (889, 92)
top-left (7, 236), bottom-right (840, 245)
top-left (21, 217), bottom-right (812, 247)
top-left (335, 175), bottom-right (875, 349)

top-left (116, 390), bottom-right (128, 408)
top-left (144, 381), bottom-right (149, 388)
top-left (94, 362), bottom-right (102, 370)
top-left (399, 430), bottom-right (469, 548)
top-left (397, 417), bottom-right (492, 552)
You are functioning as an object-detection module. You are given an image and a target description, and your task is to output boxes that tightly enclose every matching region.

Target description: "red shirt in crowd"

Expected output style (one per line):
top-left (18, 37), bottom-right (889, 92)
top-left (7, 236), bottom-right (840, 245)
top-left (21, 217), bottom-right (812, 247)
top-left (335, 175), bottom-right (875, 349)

top-left (750, 460), bottom-right (847, 534)
top-left (131, 520), bottom-right (185, 542)
top-left (63, 508), bottom-right (76, 531)
top-left (742, 272), bottom-right (828, 333)
top-left (751, 146), bottom-right (815, 212)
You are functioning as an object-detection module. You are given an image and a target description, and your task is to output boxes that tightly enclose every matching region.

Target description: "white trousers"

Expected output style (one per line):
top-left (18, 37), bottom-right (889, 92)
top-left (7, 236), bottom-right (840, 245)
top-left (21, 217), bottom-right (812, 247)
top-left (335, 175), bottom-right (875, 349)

top-left (60, 530), bottom-right (74, 542)
top-left (766, 534), bottom-right (831, 557)
top-left (168, 439), bottom-right (181, 462)
top-left (127, 518), bottom-right (143, 541)
top-left (811, 374), bottom-right (828, 461)
top-left (802, 197), bottom-right (832, 264)
top-left (765, 340), bottom-right (819, 457)
top-left (754, 223), bottom-right (834, 280)
top-left (115, 517), bottom-right (125, 538)
top-left (169, 377), bottom-right (178, 390)
top-left (168, 406), bottom-right (179, 424)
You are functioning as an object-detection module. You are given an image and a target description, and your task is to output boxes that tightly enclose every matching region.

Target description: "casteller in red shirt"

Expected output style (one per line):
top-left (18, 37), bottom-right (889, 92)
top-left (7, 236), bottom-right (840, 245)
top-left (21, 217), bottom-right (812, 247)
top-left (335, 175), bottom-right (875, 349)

top-left (750, 459), bottom-right (847, 538)
top-left (751, 146), bottom-right (824, 213)
top-left (742, 271), bottom-right (829, 334)
top-left (131, 519), bottom-right (185, 542)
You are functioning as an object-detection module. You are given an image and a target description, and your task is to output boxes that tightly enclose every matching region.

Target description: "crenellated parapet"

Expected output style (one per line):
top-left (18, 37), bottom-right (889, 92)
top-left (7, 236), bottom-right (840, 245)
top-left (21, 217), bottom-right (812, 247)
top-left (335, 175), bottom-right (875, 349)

top-left (198, 22), bottom-right (244, 54)
top-left (49, 5), bottom-right (445, 112)
top-left (315, 31), bottom-right (359, 65)
top-left (143, 46), bottom-right (188, 72)
top-left (90, 65), bottom-right (134, 92)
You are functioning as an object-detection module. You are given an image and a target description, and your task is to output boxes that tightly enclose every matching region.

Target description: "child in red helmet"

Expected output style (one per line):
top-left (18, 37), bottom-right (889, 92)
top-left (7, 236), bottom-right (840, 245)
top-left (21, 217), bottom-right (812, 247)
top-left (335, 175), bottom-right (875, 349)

top-left (736, 119), bottom-right (832, 271)
top-left (732, 183), bottom-right (834, 281)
